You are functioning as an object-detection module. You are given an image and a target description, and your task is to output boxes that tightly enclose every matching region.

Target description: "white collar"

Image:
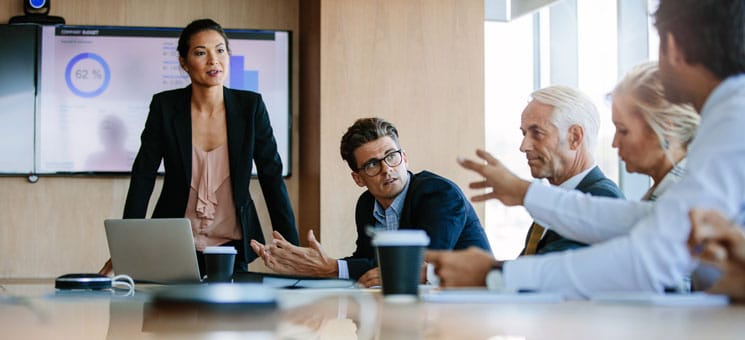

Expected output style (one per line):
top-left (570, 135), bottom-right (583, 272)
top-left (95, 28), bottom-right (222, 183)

top-left (558, 166), bottom-right (595, 190)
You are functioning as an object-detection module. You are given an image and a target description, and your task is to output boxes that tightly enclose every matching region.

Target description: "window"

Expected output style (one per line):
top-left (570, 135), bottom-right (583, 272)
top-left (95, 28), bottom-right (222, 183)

top-left (484, 0), bottom-right (634, 260)
top-left (484, 14), bottom-right (535, 259)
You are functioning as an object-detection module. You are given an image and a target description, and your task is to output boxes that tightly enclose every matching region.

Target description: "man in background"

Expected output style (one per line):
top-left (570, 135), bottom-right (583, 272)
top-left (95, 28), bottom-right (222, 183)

top-left (251, 117), bottom-right (491, 287)
top-left (516, 85), bottom-right (623, 255)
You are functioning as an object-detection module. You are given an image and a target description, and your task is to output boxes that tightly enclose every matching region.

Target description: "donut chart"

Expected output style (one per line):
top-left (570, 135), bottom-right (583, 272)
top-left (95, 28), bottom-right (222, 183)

top-left (64, 53), bottom-right (111, 98)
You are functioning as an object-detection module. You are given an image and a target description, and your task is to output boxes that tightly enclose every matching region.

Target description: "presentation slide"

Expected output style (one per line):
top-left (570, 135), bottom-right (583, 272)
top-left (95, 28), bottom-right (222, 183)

top-left (37, 26), bottom-right (290, 175)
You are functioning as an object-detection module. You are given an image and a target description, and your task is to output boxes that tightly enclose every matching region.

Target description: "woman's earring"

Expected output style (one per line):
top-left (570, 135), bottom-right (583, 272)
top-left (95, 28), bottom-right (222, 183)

top-left (663, 139), bottom-right (670, 149)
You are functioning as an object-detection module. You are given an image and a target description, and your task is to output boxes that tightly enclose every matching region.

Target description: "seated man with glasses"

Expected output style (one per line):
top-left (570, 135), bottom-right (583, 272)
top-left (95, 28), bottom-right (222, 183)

top-left (250, 117), bottom-right (491, 287)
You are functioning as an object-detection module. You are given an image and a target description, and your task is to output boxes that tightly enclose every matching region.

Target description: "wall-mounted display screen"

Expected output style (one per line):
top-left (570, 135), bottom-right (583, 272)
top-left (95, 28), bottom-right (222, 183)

top-left (0, 25), bottom-right (36, 174)
top-left (0, 24), bottom-right (291, 176)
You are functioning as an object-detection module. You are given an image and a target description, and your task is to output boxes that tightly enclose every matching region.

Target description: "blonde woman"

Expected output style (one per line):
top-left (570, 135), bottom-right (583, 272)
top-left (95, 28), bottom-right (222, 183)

top-left (611, 61), bottom-right (700, 202)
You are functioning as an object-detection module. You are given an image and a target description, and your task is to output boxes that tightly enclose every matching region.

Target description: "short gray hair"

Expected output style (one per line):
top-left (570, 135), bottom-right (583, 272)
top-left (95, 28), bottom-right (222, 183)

top-left (530, 85), bottom-right (600, 154)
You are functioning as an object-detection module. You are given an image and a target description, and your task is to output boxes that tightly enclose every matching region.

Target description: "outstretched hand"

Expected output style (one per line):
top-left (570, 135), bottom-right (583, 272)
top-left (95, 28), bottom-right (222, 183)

top-left (689, 208), bottom-right (745, 300)
top-left (250, 230), bottom-right (338, 277)
top-left (457, 149), bottom-right (530, 206)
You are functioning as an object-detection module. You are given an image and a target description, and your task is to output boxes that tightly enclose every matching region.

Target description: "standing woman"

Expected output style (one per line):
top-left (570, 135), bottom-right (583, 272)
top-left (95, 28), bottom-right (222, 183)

top-left (100, 19), bottom-right (298, 276)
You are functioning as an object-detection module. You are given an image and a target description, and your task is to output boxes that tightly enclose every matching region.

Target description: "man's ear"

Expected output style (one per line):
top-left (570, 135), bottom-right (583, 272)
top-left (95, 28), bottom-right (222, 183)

top-left (351, 171), bottom-right (366, 187)
top-left (568, 124), bottom-right (584, 150)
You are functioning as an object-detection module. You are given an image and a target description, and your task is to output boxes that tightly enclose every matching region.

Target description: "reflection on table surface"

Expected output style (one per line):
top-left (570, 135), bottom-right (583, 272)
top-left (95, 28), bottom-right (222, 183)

top-left (1, 279), bottom-right (745, 339)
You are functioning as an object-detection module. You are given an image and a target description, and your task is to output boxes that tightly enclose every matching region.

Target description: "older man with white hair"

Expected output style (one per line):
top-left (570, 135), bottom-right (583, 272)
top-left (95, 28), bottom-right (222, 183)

top-left (517, 85), bottom-right (624, 255)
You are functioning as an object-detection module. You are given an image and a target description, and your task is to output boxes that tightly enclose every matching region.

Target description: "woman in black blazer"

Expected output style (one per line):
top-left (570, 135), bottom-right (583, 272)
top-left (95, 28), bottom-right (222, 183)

top-left (100, 19), bottom-right (298, 276)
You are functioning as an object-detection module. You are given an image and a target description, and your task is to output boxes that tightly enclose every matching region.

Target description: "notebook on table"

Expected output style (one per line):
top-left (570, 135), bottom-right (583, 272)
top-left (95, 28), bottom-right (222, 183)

top-left (234, 271), bottom-right (356, 289)
top-left (104, 218), bottom-right (202, 284)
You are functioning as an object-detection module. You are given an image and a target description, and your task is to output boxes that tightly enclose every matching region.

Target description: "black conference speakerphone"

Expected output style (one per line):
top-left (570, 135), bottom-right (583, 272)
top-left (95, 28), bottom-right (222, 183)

top-left (55, 273), bottom-right (112, 290)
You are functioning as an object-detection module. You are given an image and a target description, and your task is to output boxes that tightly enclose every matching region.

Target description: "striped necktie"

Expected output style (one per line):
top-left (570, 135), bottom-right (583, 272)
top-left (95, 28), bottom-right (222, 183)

top-left (523, 222), bottom-right (545, 255)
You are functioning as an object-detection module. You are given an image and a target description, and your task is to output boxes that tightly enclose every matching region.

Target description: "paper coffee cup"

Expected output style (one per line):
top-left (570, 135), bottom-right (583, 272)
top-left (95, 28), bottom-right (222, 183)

top-left (372, 230), bottom-right (430, 302)
top-left (203, 246), bottom-right (238, 255)
top-left (203, 246), bottom-right (237, 283)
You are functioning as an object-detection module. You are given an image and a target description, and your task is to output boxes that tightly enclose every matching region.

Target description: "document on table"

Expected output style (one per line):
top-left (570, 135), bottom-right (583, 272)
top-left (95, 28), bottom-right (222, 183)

top-left (234, 272), bottom-right (356, 289)
top-left (590, 292), bottom-right (729, 306)
top-left (421, 289), bottom-right (564, 303)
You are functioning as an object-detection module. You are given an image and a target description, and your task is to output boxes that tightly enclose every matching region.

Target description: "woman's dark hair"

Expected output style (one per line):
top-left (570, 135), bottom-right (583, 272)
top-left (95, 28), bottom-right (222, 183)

top-left (177, 19), bottom-right (230, 59)
top-left (654, 0), bottom-right (745, 79)
top-left (340, 118), bottom-right (400, 171)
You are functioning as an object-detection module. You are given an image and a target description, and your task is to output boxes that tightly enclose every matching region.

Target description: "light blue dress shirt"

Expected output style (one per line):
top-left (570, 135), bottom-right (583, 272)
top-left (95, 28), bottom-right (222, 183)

top-left (337, 173), bottom-right (411, 279)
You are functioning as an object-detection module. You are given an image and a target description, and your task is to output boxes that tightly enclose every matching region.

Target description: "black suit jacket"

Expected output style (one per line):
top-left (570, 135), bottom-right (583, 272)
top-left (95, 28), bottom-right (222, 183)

top-left (344, 170), bottom-right (491, 279)
top-left (123, 86), bottom-right (299, 268)
top-left (522, 166), bottom-right (624, 255)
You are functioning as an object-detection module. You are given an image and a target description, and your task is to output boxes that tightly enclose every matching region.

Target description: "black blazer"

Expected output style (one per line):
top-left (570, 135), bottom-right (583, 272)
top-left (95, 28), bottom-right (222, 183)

top-left (522, 166), bottom-right (624, 255)
top-left (344, 170), bottom-right (492, 279)
top-left (123, 86), bottom-right (299, 267)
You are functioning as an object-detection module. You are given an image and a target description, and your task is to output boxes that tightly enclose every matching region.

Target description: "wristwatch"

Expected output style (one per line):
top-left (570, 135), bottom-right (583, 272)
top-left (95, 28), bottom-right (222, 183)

top-left (486, 263), bottom-right (504, 291)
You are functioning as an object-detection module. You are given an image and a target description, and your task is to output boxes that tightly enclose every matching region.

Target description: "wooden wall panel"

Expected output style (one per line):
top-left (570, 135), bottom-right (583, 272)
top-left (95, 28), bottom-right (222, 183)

top-left (0, 0), bottom-right (299, 277)
top-left (298, 0), bottom-right (321, 245)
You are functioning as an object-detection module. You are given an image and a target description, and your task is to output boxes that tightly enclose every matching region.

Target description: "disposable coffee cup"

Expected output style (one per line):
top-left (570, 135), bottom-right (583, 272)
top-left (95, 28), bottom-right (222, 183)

top-left (372, 230), bottom-right (430, 302)
top-left (203, 246), bottom-right (237, 283)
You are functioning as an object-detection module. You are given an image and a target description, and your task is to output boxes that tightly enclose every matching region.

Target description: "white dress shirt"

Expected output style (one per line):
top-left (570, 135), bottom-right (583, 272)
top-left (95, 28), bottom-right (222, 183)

top-left (532, 166), bottom-right (595, 240)
top-left (502, 74), bottom-right (745, 299)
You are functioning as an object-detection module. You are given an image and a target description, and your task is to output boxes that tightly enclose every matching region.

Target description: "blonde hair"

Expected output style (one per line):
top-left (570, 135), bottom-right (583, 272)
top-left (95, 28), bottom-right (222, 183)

top-left (531, 85), bottom-right (600, 155)
top-left (612, 61), bottom-right (700, 161)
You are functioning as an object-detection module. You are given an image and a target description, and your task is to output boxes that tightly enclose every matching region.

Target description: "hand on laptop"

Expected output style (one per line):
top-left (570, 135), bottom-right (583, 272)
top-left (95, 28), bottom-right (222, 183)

top-left (99, 258), bottom-right (113, 276)
top-left (250, 230), bottom-right (339, 278)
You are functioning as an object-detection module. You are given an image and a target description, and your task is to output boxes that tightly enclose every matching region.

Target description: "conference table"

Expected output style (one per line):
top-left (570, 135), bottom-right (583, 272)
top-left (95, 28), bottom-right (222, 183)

top-left (1, 279), bottom-right (744, 339)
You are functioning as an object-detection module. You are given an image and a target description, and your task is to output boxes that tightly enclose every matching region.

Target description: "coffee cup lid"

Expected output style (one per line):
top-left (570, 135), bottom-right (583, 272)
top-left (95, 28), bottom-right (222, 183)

top-left (372, 229), bottom-right (430, 246)
top-left (203, 246), bottom-right (237, 254)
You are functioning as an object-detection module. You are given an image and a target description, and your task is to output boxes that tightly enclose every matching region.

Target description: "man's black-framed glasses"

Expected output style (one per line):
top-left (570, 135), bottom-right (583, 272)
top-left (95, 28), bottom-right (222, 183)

top-left (357, 149), bottom-right (403, 177)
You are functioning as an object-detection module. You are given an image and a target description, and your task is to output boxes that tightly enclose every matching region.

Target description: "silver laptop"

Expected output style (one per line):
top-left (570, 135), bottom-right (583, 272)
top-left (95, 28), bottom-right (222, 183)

top-left (104, 218), bottom-right (202, 284)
